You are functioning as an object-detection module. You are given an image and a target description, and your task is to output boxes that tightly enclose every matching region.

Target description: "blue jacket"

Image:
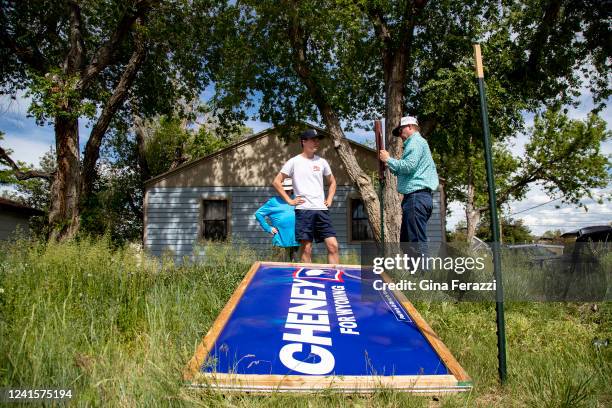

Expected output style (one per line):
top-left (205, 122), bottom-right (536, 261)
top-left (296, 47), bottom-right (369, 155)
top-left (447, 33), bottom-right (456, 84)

top-left (254, 197), bottom-right (299, 248)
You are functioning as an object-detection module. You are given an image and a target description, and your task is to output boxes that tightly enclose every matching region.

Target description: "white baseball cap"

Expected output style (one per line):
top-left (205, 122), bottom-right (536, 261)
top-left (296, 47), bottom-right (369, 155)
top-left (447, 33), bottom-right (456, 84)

top-left (282, 178), bottom-right (293, 191)
top-left (392, 116), bottom-right (419, 136)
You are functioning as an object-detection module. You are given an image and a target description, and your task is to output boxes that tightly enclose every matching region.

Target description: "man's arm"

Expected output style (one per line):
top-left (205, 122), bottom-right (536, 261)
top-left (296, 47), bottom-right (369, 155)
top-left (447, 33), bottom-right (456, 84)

top-left (272, 172), bottom-right (304, 206)
top-left (324, 174), bottom-right (336, 207)
top-left (380, 140), bottom-right (424, 175)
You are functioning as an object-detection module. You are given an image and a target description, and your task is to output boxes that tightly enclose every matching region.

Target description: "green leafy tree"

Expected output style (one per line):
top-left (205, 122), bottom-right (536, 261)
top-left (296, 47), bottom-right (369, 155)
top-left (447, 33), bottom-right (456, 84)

top-left (0, 132), bottom-right (55, 186)
top-left (137, 108), bottom-right (253, 177)
top-left (541, 229), bottom-right (565, 243)
top-left (461, 109), bottom-right (610, 243)
top-left (477, 216), bottom-right (534, 244)
top-left (1, 0), bottom-right (224, 240)
top-left (0, 134), bottom-right (56, 238)
top-left (213, 0), bottom-right (610, 242)
top-left (77, 106), bottom-right (252, 243)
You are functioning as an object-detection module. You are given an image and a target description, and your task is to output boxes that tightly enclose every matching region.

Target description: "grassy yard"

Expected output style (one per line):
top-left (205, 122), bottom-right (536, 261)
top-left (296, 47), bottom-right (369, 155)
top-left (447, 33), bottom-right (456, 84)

top-left (0, 238), bottom-right (610, 407)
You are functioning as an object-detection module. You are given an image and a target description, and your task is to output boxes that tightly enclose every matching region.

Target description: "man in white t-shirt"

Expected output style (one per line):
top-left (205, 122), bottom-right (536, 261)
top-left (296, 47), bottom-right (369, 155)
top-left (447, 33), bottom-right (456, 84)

top-left (272, 129), bottom-right (339, 264)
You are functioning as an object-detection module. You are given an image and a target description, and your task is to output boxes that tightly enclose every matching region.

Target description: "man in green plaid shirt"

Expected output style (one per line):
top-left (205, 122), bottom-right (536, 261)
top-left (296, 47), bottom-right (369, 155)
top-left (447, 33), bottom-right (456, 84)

top-left (379, 116), bottom-right (439, 245)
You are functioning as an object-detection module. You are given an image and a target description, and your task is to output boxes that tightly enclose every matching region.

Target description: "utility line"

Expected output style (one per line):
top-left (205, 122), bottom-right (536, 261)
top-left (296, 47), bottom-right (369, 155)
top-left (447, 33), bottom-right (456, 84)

top-left (508, 197), bottom-right (562, 216)
top-left (510, 197), bottom-right (611, 217)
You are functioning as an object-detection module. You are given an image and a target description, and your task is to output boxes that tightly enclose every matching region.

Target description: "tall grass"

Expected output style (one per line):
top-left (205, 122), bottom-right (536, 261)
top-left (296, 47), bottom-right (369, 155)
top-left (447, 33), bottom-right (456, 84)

top-left (0, 238), bottom-right (610, 406)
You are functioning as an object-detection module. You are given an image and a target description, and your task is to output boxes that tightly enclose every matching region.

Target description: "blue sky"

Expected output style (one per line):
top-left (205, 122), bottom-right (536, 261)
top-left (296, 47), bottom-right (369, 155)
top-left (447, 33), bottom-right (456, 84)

top-left (1, 88), bottom-right (610, 237)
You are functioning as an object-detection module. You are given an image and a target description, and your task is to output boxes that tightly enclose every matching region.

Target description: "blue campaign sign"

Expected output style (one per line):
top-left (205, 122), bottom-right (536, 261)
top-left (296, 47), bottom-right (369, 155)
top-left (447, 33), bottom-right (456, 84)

top-left (185, 262), bottom-right (471, 393)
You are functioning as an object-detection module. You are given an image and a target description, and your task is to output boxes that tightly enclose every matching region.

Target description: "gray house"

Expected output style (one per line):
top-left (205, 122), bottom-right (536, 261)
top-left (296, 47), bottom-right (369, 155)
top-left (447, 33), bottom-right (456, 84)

top-left (0, 197), bottom-right (43, 240)
top-left (143, 125), bottom-right (444, 260)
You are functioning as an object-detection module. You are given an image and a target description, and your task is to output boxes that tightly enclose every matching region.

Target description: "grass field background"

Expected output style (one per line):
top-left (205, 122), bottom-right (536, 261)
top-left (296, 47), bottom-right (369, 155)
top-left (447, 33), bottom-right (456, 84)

top-left (0, 238), bottom-right (610, 407)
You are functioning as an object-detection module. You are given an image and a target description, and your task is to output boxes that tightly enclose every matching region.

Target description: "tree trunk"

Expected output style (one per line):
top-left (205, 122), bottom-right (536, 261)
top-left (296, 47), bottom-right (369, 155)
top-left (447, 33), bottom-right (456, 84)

top-left (370, 1), bottom-right (420, 244)
top-left (465, 162), bottom-right (480, 245)
top-left (382, 56), bottom-right (406, 243)
top-left (498, 209), bottom-right (503, 244)
top-left (49, 115), bottom-right (80, 240)
top-left (133, 114), bottom-right (152, 183)
top-left (465, 197), bottom-right (481, 245)
top-left (319, 107), bottom-right (383, 242)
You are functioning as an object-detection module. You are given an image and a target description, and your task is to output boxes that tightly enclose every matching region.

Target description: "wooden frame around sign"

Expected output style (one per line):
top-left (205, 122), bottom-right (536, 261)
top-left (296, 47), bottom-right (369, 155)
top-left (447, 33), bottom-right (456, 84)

top-left (183, 261), bottom-right (472, 393)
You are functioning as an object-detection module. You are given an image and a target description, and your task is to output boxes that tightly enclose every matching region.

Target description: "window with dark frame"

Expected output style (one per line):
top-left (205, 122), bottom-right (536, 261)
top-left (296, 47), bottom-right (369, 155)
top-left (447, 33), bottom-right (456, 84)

top-left (202, 199), bottom-right (228, 241)
top-left (350, 198), bottom-right (374, 241)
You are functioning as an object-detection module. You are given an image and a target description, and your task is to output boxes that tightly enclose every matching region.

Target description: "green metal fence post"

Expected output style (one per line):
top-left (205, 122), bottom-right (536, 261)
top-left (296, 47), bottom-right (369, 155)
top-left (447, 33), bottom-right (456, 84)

top-left (473, 43), bottom-right (507, 384)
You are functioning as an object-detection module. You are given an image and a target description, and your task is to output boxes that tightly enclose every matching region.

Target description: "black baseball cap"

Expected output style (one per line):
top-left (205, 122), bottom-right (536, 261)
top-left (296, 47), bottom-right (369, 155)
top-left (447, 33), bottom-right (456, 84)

top-left (300, 129), bottom-right (324, 140)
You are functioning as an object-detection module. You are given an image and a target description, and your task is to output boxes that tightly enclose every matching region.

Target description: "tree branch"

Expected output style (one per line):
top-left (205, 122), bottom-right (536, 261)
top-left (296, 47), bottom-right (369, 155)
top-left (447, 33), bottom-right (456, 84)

top-left (81, 21), bottom-right (147, 200)
top-left (0, 146), bottom-right (54, 181)
top-left (527, 0), bottom-right (563, 74)
top-left (77, 0), bottom-right (153, 91)
top-left (362, 2), bottom-right (391, 42)
top-left (126, 189), bottom-right (143, 220)
top-left (510, 0), bottom-right (563, 82)
top-left (133, 113), bottom-right (152, 182)
top-left (368, 6), bottom-right (397, 86)
top-left (0, 30), bottom-right (48, 73)
top-left (63, 1), bottom-right (86, 74)
top-left (399, 1), bottom-right (415, 51)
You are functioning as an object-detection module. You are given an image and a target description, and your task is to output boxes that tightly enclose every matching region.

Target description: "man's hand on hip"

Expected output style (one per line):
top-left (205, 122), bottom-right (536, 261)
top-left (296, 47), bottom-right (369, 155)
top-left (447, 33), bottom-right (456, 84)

top-left (270, 227), bottom-right (278, 235)
top-left (289, 196), bottom-right (305, 206)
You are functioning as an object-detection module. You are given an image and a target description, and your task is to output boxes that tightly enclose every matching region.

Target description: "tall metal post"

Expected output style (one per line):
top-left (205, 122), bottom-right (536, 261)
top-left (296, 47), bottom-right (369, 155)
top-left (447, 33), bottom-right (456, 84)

top-left (473, 44), bottom-right (507, 384)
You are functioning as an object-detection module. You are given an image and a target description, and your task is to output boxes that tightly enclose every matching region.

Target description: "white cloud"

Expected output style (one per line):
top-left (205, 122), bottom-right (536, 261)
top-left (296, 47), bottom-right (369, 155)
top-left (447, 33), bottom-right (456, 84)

top-left (1, 134), bottom-right (54, 167)
top-left (505, 185), bottom-right (611, 236)
top-left (245, 120), bottom-right (272, 134)
top-left (446, 183), bottom-right (611, 237)
top-left (446, 201), bottom-right (464, 230)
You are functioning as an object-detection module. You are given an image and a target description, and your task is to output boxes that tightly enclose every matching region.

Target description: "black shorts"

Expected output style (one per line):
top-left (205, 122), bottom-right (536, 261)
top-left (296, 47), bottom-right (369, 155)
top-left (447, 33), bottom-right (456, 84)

top-left (295, 210), bottom-right (337, 243)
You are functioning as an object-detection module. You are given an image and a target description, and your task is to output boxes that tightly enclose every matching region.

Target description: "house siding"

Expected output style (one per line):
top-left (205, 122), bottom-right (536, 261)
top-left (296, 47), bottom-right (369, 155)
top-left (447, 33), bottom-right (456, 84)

top-left (145, 186), bottom-right (442, 261)
top-left (0, 211), bottom-right (31, 240)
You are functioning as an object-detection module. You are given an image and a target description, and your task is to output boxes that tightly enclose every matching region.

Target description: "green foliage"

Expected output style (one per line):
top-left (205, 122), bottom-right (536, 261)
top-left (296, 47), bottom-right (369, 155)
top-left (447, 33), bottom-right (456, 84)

top-left (1, 0), bottom-right (224, 119)
top-left (477, 216), bottom-right (534, 244)
top-left (75, 110), bottom-right (253, 244)
top-left (26, 69), bottom-right (97, 125)
top-left (0, 132), bottom-right (15, 185)
top-left (449, 217), bottom-right (534, 244)
top-left (0, 238), bottom-right (610, 405)
top-left (145, 116), bottom-right (192, 176)
top-left (541, 229), bottom-right (565, 243)
top-left (443, 108), bottom-right (610, 233)
top-left (0, 132), bottom-right (54, 238)
top-left (215, 0), bottom-right (610, 128)
top-left (79, 167), bottom-right (144, 244)
top-left (211, 0), bottom-right (610, 239)
top-left (518, 108), bottom-right (611, 207)
top-left (142, 114), bottom-right (252, 177)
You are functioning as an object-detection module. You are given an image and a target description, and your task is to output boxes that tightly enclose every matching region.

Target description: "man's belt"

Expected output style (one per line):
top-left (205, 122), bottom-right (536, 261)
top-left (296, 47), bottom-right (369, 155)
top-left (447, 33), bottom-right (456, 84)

top-left (407, 188), bottom-right (432, 195)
